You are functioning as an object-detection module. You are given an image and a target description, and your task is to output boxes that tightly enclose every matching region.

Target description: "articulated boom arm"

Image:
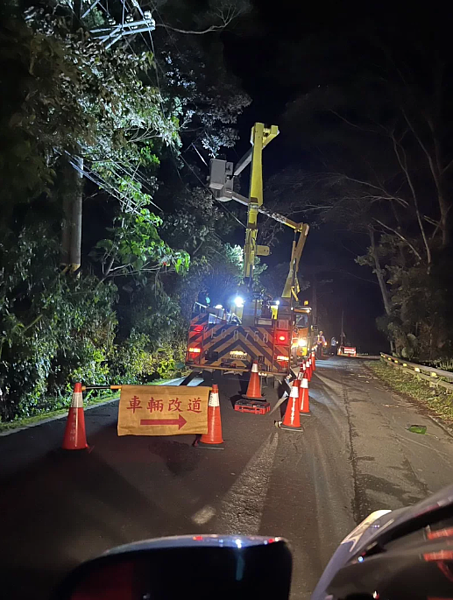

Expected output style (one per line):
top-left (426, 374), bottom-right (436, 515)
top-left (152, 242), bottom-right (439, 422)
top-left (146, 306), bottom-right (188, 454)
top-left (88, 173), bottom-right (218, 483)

top-left (209, 122), bottom-right (309, 290)
top-left (282, 224), bottom-right (310, 301)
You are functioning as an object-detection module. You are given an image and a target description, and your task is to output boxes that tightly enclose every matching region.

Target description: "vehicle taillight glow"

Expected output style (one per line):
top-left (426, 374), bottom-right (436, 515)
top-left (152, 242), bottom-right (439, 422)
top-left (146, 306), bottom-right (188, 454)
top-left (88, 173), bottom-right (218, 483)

top-left (277, 355), bottom-right (290, 361)
top-left (191, 325), bottom-right (204, 333)
top-left (188, 347), bottom-right (201, 354)
top-left (427, 527), bottom-right (453, 540)
top-left (424, 550), bottom-right (453, 561)
top-left (276, 330), bottom-right (289, 344)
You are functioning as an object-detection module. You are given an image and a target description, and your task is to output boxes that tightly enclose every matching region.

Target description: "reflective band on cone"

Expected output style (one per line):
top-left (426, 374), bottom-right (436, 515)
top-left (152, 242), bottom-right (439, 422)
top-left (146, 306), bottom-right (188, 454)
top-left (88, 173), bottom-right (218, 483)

top-left (300, 376), bottom-right (310, 415)
top-left (306, 359), bottom-right (312, 381)
top-left (208, 387), bottom-right (220, 407)
top-left (280, 384), bottom-right (303, 431)
top-left (71, 391), bottom-right (84, 408)
top-left (311, 351), bottom-right (316, 371)
top-left (62, 383), bottom-right (88, 450)
top-left (196, 384), bottom-right (224, 449)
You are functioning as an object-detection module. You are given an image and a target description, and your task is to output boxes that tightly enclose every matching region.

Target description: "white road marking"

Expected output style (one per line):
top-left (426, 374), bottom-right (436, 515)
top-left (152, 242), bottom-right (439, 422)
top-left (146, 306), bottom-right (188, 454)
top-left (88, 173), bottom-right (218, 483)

top-left (161, 377), bottom-right (204, 387)
top-left (191, 505), bottom-right (216, 525)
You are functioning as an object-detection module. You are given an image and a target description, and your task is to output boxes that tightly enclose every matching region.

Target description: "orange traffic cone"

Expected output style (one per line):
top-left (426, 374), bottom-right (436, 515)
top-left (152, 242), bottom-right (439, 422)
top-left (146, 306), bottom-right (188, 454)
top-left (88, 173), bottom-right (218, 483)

top-left (280, 383), bottom-right (303, 431)
top-left (306, 358), bottom-right (312, 382)
top-left (62, 383), bottom-right (88, 450)
top-left (196, 384), bottom-right (224, 449)
top-left (298, 363), bottom-right (306, 382)
top-left (299, 375), bottom-right (311, 415)
top-left (243, 361), bottom-right (265, 400)
top-left (311, 351), bottom-right (316, 371)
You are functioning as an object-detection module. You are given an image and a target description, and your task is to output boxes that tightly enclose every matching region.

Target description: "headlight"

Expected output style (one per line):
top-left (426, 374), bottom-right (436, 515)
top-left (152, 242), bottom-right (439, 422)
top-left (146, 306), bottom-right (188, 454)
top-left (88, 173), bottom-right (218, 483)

top-left (297, 338), bottom-right (308, 347)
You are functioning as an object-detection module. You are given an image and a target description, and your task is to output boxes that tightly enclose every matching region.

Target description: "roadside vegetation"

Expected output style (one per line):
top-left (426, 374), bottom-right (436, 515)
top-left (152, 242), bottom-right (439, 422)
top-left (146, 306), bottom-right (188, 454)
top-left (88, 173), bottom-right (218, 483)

top-left (0, 389), bottom-right (119, 433)
top-left (265, 14), bottom-right (453, 363)
top-left (0, 0), bottom-right (254, 423)
top-left (368, 361), bottom-right (453, 427)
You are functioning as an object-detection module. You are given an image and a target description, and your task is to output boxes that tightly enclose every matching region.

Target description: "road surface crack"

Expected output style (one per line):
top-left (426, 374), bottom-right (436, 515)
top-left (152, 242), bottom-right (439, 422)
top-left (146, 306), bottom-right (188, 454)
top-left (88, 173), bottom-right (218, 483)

top-left (341, 371), bottom-right (369, 524)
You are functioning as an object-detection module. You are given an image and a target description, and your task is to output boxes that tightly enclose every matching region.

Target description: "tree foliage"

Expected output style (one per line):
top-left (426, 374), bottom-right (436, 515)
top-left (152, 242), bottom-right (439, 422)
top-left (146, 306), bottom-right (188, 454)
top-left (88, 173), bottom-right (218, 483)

top-left (0, 0), bottom-right (250, 421)
top-left (266, 12), bottom-right (453, 360)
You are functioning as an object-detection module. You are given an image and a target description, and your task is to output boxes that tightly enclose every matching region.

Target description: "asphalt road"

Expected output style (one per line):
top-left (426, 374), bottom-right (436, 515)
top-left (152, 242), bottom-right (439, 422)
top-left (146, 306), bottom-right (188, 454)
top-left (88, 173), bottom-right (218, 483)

top-left (1, 357), bottom-right (453, 599)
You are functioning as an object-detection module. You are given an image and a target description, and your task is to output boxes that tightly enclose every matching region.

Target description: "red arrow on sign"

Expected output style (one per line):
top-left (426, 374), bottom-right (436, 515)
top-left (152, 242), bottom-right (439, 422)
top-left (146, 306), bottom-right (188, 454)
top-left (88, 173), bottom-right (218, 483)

top-left (140, 414), bottom-right (187, 430)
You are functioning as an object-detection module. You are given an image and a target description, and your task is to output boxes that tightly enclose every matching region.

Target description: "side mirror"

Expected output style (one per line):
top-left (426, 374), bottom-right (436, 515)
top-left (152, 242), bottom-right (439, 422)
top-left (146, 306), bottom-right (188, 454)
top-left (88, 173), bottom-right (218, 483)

top-left (52, 535), bottom-right (292, 600)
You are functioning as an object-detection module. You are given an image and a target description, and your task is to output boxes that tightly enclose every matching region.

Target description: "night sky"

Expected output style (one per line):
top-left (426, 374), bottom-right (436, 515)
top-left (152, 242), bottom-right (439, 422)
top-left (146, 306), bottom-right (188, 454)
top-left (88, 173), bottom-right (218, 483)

top-left (219, 0), bottom-right (399, 352)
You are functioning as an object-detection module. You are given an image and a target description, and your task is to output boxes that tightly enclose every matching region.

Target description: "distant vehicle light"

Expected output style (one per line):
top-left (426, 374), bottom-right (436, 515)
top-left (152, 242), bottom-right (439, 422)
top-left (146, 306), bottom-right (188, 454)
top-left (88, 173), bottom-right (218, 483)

top-left (342, 347), bottom-right (357, 356)
top-left (234, 296), bottom-right (244, 308)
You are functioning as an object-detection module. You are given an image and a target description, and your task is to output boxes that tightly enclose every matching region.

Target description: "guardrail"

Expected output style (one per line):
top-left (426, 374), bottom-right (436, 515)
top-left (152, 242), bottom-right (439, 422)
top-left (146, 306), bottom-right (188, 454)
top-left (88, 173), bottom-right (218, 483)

top-left (380, 353), bottom-right (453, 393)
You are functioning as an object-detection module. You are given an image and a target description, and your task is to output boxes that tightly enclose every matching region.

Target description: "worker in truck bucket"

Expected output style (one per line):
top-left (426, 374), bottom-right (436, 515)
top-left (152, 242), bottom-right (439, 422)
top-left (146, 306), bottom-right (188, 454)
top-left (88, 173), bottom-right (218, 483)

top-left (330, 336), bottom-right (338, 355)
top-left (316, 331), bottom-right (326, 357)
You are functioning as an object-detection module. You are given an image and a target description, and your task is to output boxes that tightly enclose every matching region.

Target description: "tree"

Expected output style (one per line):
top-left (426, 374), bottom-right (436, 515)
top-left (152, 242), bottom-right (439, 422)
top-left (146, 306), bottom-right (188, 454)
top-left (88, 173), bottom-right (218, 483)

top-left (92, 206), bottom-right (189, 281)
top-left (0, 0), bottom-right (252, 421)
top-left (153, 0), bottom-right (251, 35)
top-left (262, 13), bottom-right (453, 359)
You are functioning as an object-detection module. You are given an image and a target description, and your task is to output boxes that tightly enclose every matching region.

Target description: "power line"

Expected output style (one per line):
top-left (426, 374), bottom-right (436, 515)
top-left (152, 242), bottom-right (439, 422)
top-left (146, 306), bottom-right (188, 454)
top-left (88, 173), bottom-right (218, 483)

top-left (119, 0), bottom-right (167, 118)
top-left (151, 5), bottom-right (217, 162)
top-left (65, 0), bottom-right (174, 208)
top-left (68, 1), bottom-right (240, 225)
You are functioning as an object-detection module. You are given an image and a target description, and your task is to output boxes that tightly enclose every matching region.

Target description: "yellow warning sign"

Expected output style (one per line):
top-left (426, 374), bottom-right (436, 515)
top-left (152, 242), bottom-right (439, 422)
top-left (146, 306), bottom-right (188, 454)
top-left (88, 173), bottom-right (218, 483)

top-left (117, 385), bottom-right (210, 436)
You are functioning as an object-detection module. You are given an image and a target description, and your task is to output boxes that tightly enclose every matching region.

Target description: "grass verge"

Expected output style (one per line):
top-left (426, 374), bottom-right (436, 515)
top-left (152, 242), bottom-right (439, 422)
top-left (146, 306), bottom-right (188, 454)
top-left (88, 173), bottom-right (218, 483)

top-left (0, 391), bottom-right (120, 434)
top-left (366, 360), bottom-right (453, 428)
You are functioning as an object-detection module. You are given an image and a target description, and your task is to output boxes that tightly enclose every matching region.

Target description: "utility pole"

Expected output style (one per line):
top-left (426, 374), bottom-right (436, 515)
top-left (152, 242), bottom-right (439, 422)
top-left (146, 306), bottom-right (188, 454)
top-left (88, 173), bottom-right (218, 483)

top-left (312, 275), bottom-right (318, 327)
top-left (73, 0), bottom-right (82, 25)
top-left (60, 0), bottom-right (84, 274)
top-left (59, 1), bottom-right (157, 273)
top-left (70, 156), bottom-right (83, 272)
top-left (340, 309), bottom-right (345, 347)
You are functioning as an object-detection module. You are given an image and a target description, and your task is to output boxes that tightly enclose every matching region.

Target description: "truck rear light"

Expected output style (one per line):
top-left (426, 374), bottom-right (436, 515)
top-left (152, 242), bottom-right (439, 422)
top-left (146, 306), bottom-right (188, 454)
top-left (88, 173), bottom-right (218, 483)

top-left (191, 325), bottom-right (204, 333)
top-left (275, 330), bottom-right (289, 344)
top-left (187, 345), bottom-right (203, 364)
top-left (276, 355), bottom-right (290, 361)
